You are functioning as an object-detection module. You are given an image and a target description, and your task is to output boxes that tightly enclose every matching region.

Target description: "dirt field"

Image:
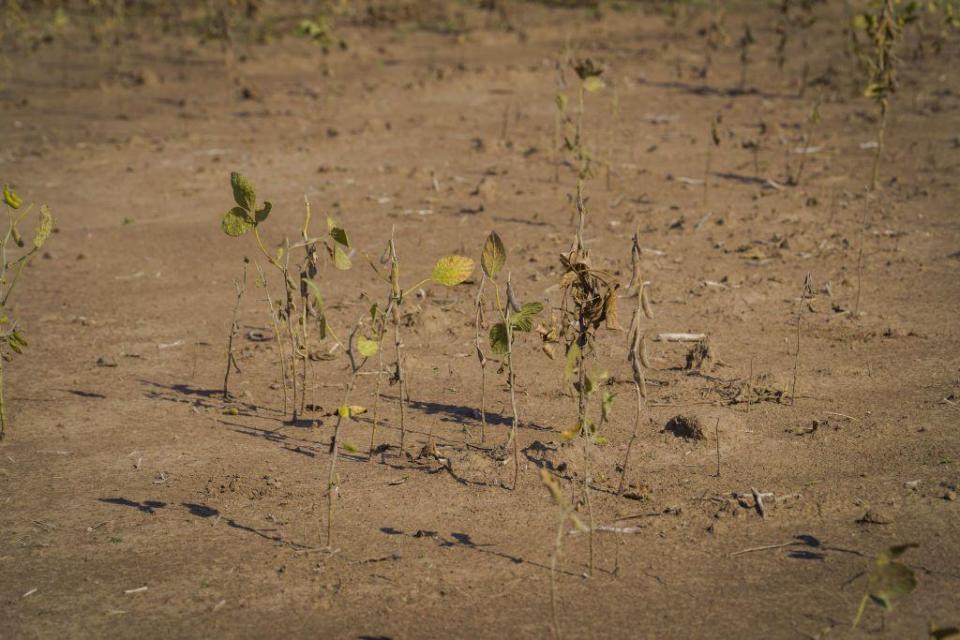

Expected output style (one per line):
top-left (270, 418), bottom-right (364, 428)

top-left (2, 2), bottom-right (959, 638)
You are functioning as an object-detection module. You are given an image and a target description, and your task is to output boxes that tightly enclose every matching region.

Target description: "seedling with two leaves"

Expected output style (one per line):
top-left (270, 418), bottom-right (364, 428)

top-left (480, 231), bottom-right (542, 488)
top-left (852, 543), bottom-right (918, 629)
top-left (0, 184), bottom-right (53, 440)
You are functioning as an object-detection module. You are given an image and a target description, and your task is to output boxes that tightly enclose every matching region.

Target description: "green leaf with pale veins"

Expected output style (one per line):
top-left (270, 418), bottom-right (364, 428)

top-left (489, 322), bottom-right (509, 355)
top-left (507, 301), bottom-right (543, 332)
top-left (222, 207), bottom-right (255, 237)
top-left (431, 255), bottom-right (474, 286)
top-left (230, 172), bottom-right (256, 211)
top-left (481, 231), bottom-right (506, 279)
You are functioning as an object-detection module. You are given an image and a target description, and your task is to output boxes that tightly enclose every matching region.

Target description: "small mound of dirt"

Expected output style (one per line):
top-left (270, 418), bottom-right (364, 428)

top-left (664, 415), bottom-right (705, 440)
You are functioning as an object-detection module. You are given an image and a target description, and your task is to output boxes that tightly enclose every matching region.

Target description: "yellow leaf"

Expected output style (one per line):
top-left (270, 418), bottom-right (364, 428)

top-left (431, 255), bottom-right (474, 286)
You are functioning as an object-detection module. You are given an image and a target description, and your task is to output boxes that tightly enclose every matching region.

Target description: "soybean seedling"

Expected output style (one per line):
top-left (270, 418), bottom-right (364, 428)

top-left (737, 24), bottom-right (755, 92)
top-left (370, 230), bottom-right (474, 455)
top-left (220, 172), bottom-right (351, 422)
top-left (853, 0), bottom-right (919, 190)
top-left (704, 113), bottom-right (721, 207)
top-left (617, 231), bottom-right (654, 496)
top-left (562, 58), bottom-right (604, 229)
top-left (222, 261), bottom-right (247, 400)
top-left (325, 317), bottom-right (378, 547)
top-left (483, 231), bottom-right (543, 488)
top-left (540, 468), bottom-right (588, 640)
top-left (852, 544), bottom-right (917, 629)
top-left (786, 93), bottom-right (823, 187)
top-left (791, 273), bottom-right (814, 405)
top-left (0, 184), bottom-right (53, 440)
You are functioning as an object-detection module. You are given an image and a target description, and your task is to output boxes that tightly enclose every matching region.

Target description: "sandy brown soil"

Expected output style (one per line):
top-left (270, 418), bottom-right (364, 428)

top-left (1, 2), bottom-right (959, 638)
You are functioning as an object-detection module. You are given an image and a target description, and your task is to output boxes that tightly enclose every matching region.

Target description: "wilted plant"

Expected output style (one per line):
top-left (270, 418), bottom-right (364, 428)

top-left (617, 231), bottom-right (654, 495)
top-left (539, 468), bottom-right (588, 640)
top-left (852, 543), bottom-right (918, 629)
top-left (0, 184), bottom-right (53, 440)
top-left (482, 231), bottom-right (542, 488)
top-left (368, 230), bottom-right (474, 455)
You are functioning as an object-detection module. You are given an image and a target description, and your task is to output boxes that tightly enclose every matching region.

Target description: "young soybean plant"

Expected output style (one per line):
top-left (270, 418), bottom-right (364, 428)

top-left (483, 231), bottom-right (543, 489)
top-left (325, 317), bottom-right (378, 547)
top-left (220, 172), bottom-right (351, 421)
top-left (0, 185), bottom-right (53, 440)
top-left (371, 231), bottom-right (474, 456)
top-left (853, 0), bottom-right (919, 190)
top-left (540, 468), bottom-right (588, 640)
top-left (852, 543), bottom-right (918, 629)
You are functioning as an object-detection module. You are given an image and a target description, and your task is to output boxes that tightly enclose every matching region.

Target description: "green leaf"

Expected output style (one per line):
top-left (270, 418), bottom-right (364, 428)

top-left (432, 255), bottom-right (474, 286)
top-left (342, 441), bottom-right (358, 453)
top-left (507, 302), bottom-right (543, 332)
top-left (481, 231), bottom-right (506, 279)
top-left (369, 303), bottom-right (379, 324)
top-left (222, 207), bottom-right (255, 237)
top-left (583, 76), bottom-right (605, 93)
top-left (2, 185), bottom-right (22, 209)
top-left (230, 172), bottom-right (256, 211)
top-left (357, 336), bottom-right (378, 358)
top-left (331, 227), bottom-right (350, 248)
top-left (255, 201), bottom-right (272, 223)
top-left (33, 205), bottom-right (53, 249)
top-left (489, 322), bottom-right (509, 355)
top-left (333, 244), bottom-right (352, 270)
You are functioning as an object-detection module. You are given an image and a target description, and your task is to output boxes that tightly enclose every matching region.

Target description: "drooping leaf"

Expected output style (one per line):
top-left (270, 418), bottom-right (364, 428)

top-left (601, 391), bottom-right (616, 422)
top-left (507, 301), bottom-right (543, 332)
top-left (2, 184), bottom-right (22, 209)
top-left (431, 255), bottom-right (474, 286)
top-left (230, 172), bottom-right (256, 211)
top-left (583, 76), bottom-right (605, 93)
top-left (481, 231), bottom-right (506, 279)
top-left (333, 244), bottom-right (352, 270)
top-left (222, 207), bottom-right (255, 237)
top-left (929, 626), bottom-right (960, 640)
top-left (489, 322), bottom-right (509, 355)
top-left (255, 201), bottom-right (272, 223)
top-left (584, 370), bottom-right (608, 396)
top-left (369, 303), bottom-right (380, 324)
top-left (33, 205), bottom-right (53, 249)
top-left (357, 336), bottom-right (378, 358)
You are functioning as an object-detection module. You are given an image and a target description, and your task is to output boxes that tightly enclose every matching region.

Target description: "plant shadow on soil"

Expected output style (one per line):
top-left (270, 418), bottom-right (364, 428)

top-left (97, 497), bottom-right (316, 549)
top-left (378, 526), bottom-right (586, 577)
